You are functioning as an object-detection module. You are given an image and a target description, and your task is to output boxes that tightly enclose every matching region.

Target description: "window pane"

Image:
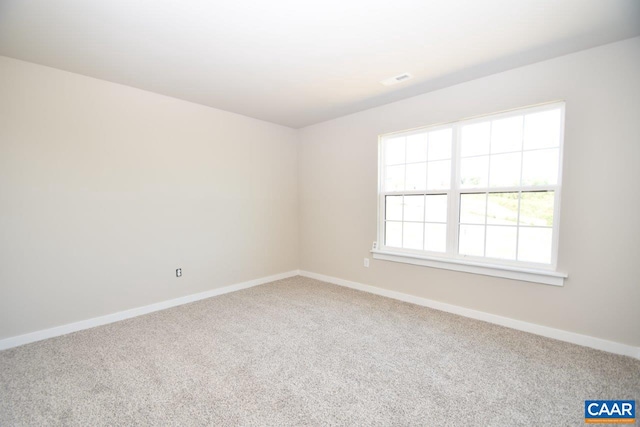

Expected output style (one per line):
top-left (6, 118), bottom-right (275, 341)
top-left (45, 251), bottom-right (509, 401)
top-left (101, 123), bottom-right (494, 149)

top-left (385, 221), bottom-right (402, 248)
top-left (524, 109), bottom-right (561, 150)
top-left (461, 122), bottom-right (490, 157)
top-left (459, 224), bottom-right (485, 256)
top-left (385, 136), bottom-right (405, 165)
top-left (486, 226), bottom-right (517, 260)
top-left (460, 156), bottom-right (489, 188)
top-left (385, 195), bottom-right (403, 221)
top-left (487, 192), bottom-right (519, 225)
top-left (518, 227), bottom-right (553, 264)
top-left (427, 160), bottom-right (451, 190)
top-left (379, 103), bottom-right (562, 267)
top-left (491, 115), bottom-right (523, 154)
top-left (403, 195), bottom-right (425, 222)
top-left (428, 129), bottom-right (452, 160)
top-left (403, 222), bottom-right (424, 250)
top-left (384, 165), bottom-right (405, 191)
top-left (406, 133), bottom-right (427, 163)
top-left (425, 223), bottom-right (446, 252)
top-left (489, 152), bottom-right (521, 187)
top-left (519, 191), bottom-right (554, 226)
top-left (425, 194), bottom-right (447, 222)
top-left (405, 163), bottom-right (427, 191)
top-left (521, 148), bottom-right (559, 186)
top-left (460, 193), bottom-right (486, 224)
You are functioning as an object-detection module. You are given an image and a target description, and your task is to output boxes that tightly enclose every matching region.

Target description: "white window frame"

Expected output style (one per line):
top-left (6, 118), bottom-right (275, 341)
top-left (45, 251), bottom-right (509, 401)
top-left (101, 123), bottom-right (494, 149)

top-left (372, 101), bottom-right (568, 286)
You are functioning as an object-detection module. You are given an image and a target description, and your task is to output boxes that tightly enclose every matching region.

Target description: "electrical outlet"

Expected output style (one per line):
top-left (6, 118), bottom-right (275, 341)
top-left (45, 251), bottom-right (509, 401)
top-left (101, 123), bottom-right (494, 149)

top-left (364, 258), bottom-right (370, 268)
top-left (176, 268), bottom-right (182, 277)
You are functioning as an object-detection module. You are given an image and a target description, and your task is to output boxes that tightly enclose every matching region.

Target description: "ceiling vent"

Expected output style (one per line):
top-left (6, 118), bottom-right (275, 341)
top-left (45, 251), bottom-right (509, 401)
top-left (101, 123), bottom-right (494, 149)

top-left (380, 73), bottom-right (413, 86)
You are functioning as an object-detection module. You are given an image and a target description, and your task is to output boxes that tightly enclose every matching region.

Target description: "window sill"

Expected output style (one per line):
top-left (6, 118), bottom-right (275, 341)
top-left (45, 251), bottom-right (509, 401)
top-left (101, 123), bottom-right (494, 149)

top-left (370, 249), bottom-right (567, 286)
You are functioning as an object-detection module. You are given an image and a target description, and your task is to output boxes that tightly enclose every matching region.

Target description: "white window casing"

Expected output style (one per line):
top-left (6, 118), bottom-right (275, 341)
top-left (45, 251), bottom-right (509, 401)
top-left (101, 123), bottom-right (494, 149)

top-left (375, 101), bottom-right (568, 286)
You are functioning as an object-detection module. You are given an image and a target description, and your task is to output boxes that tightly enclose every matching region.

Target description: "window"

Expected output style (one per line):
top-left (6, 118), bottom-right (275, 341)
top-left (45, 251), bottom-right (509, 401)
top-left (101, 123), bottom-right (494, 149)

top-left (375, 102), bottom-right (567, 286)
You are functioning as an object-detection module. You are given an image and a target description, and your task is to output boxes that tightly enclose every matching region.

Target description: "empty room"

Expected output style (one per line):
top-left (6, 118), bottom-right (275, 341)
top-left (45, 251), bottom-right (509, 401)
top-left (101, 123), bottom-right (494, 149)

top-left (1, 0), bottom-right (639, 425)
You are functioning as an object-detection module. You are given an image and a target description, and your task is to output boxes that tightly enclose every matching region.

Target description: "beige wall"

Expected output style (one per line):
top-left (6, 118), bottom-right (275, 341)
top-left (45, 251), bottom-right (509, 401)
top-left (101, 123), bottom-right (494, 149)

top-left (298, 37), bottom-right (640, 347)
top-left (2, 38), bottom-right (639, 348)
top-left (0, 56), bottom-right (299, 340)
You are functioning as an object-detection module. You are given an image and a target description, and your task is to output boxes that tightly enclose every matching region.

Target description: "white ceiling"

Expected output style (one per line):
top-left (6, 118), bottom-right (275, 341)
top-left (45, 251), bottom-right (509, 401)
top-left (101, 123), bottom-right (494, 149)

top-left (1, 1), bottom-right (639, 128)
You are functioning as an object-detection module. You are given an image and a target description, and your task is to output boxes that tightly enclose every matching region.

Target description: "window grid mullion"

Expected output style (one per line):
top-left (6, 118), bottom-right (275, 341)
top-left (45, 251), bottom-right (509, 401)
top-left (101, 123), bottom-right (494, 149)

top-left (378, 101), bottom-right (563, 269)
top-left (514, 114), bottom-right (527, 261)
top-left (422, 197), bottom-right (427, 252)
top-left (383, 190), bottom-right (455, 196)
top-left (482, 121), bottom-right (494, 258)
top-left (458, 185), bottom-right (557, 194)
top-left (449, 124), bottom-right (461, 257)
top-left (423, 133), bottom-right (429, 251)
top-left (401, 137), bottom-right (407, 249)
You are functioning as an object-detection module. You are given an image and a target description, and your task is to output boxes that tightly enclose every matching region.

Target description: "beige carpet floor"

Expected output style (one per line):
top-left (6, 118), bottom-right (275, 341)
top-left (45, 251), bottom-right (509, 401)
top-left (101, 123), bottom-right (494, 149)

top-left (0, 276), bottom-right (638, 426)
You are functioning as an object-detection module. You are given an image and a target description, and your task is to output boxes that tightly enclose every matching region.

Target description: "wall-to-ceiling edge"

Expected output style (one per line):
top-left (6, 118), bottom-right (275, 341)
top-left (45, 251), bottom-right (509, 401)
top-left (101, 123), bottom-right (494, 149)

top-left (1, 37), bottom-right (639, 361)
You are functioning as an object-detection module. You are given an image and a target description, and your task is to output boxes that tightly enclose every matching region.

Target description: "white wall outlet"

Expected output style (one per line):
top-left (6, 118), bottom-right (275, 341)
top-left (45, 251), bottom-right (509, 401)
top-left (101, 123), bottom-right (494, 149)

top-left (372, 242), bottom-right (377, 250)
top-left (176, 268), bottom-right (182, 277)
top-left (364, 258), bottom-right (370, 268)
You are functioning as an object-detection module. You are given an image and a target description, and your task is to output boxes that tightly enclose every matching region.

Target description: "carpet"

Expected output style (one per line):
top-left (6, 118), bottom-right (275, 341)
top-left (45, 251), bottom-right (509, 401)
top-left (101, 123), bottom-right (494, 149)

top-left (1, 276), bottom-right (638, 426)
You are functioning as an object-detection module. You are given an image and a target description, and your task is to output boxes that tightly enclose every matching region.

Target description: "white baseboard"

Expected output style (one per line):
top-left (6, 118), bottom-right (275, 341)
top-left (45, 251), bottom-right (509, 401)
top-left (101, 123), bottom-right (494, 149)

top-left (299, 270), bottom-right (640, 360)
top-left (4, 269), bottom-right (638, 360)
top-left (0, 270), bottom-right (300, 351)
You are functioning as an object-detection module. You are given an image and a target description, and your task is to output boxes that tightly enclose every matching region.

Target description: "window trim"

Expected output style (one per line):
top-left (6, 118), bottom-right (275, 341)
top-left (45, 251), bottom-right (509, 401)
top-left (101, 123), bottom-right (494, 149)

top-left (370, 249), bottom-right (567, 286)
top-left (376, 101), bottom-right (567, 286)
